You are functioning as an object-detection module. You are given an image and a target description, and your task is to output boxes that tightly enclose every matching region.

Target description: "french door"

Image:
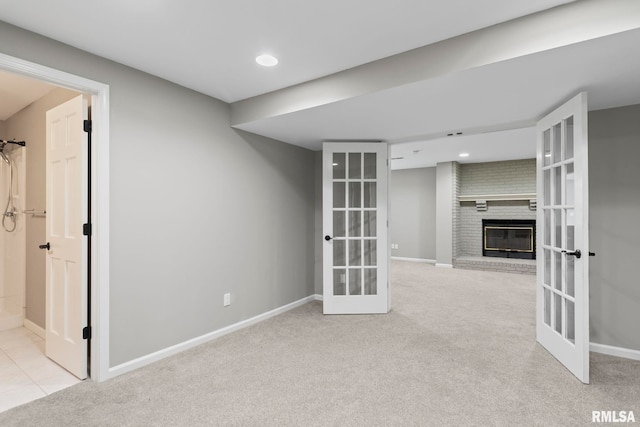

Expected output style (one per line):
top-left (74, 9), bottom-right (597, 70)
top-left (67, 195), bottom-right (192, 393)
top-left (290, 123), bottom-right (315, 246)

top-left (322, 142), bottom-right (389, 314)
top-left (536, 92), bottom-right (590, 383)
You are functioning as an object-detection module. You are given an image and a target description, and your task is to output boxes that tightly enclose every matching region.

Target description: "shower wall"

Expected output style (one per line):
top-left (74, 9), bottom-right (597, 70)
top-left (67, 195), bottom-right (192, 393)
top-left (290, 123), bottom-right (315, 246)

top-left (0, 136), bottom-right (26, 330)
top-left (3, 87), bottom-right (79, 330)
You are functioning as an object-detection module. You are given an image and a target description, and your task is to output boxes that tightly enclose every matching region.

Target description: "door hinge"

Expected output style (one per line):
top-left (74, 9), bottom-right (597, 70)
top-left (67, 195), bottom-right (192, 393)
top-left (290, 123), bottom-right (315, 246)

top-left (83, 119), bottom-right (92, 133)
top-left (83, 223), bottom-right (92, 236)
top-left (83, 326), bottom-right (92, 340)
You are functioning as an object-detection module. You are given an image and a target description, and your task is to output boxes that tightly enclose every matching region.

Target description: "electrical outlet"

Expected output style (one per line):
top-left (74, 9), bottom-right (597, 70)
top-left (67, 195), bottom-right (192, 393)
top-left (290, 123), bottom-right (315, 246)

top-left (223, 293), bottom-right (231, 307)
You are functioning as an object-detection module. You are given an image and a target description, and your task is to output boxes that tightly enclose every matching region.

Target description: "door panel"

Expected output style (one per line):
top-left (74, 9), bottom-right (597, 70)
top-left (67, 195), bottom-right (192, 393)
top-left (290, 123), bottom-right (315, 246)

top-left (45, 95), bottom-right (88, 380)
top-left (536, 92), bottom-right (589, 383)
top-left (323, 143), bottom-right (389, 314)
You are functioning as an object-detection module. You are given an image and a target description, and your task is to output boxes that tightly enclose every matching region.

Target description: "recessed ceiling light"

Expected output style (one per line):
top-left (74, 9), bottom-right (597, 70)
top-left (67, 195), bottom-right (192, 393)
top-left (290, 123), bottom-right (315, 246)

top-left (256, 54), bottom-right (278, 67)
top-left (459, 152), bottom-right (470, 158)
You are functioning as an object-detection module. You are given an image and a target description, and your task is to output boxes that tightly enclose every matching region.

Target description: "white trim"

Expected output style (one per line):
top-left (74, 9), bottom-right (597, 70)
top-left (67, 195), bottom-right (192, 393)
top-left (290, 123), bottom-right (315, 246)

top-left (314, 294), bottom-right (323, 301)
top-left (458, 193), bottom-right (536, 202)
top-left (0, 52), bottom-right (110, 383)
top-left (435, 263), bottom-right (453, 268)
top-left (391, 257), bottom-right (436, 264)
top-left (24, 319), bottom-right (45, 339)
top-left (107, 295), bottom-right (316, 380)
top-left (590, 342), bottom-right (640, 362)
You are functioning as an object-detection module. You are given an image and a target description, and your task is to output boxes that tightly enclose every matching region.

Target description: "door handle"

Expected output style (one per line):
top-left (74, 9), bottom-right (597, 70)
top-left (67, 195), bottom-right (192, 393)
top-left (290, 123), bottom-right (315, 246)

top-left (39, 242), bottom-right (50, 250)
top-left (324, 235), bottom-right (333, 241)
top-left (561, 249), bottom-right (581, 258)
top-left (589, 251), bottom-right (596, 257)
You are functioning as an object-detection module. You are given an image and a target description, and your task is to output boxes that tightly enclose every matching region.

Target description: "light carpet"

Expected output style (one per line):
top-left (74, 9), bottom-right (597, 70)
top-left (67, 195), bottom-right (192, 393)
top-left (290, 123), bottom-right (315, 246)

top-left (1, 261), bottom-right (638, 426)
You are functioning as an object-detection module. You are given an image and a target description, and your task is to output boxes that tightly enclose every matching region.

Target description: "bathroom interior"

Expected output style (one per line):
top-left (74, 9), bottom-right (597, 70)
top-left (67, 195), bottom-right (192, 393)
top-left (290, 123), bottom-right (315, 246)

top-left (0, 71), bottom-right (84, 335)
top-left (0, 70), bottom-right (86, 410)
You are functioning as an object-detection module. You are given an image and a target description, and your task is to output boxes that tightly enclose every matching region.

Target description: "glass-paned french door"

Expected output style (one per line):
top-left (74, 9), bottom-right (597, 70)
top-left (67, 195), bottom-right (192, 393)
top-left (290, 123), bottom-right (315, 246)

top-left (536, 92), bottom-right (590, 384)
top-left (323, 142), bottom-right (389, 314)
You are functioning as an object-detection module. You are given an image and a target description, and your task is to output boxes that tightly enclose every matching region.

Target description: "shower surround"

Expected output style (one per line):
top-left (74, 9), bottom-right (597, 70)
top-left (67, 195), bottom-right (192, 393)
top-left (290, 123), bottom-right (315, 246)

top-left (0, 145), bottom-right (26, 331)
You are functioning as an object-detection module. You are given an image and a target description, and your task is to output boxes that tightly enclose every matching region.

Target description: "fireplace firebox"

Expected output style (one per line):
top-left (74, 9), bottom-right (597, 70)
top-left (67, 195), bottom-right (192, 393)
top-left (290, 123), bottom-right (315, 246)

top-left (482, 219), bottom-right (536, 260)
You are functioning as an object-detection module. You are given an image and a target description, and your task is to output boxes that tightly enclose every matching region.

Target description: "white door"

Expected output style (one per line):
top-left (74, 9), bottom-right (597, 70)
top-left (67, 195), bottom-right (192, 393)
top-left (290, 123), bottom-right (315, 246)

top-left (45, 95), bottom-right (89, 379)
top-left (536, 92), bottom-right (589, 383)
top-left (322, 142), bottom-right (389, 314)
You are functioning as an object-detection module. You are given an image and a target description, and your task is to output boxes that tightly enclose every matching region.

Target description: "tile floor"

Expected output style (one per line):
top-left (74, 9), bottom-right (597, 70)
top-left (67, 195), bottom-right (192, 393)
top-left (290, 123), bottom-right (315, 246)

top-left (0, 327), bottom-right (82, 413)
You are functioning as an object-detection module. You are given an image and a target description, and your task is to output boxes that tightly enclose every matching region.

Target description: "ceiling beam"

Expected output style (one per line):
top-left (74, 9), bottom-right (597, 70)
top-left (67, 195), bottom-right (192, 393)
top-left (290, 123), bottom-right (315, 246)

top-left (231, 0), bottom-right (640, 128)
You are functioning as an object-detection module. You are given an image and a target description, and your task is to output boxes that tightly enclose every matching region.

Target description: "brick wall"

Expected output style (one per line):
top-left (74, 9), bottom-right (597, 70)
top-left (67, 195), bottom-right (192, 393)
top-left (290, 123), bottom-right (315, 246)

top-left (460, 159), bottom-right (536, 195)
top-left (456, 159), bottom-right (536, 257)
top-left (452, 162), bottom-right (460, 258)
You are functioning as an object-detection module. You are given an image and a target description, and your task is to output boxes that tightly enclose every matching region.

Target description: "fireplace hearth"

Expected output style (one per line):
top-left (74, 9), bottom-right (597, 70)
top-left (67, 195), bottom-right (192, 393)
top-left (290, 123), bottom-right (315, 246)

top-left (482, 219), bottom-right (536, 260)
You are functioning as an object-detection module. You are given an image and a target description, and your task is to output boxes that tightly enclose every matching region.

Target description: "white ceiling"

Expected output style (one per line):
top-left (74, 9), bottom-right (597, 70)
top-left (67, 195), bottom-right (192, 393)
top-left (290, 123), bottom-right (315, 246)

top-left (0, 0), bottom-right (573, 103)
top-left (2, 0), bottom-right (639, 170)
top-left (235, 25), bottom-right (640, 165)
top-left (0, 70), bottom-right (55, 120)
top-left (391, 127), bottom-right (537, 170)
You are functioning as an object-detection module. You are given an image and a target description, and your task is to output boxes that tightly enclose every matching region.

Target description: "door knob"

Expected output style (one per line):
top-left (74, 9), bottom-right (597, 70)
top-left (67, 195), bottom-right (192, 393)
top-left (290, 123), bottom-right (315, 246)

top-left (561, 249), bottom-right (581, 258)
top-left (324, 235), bottom-right (333, 241)
top-left (39, 242), bottom-right (50, 250)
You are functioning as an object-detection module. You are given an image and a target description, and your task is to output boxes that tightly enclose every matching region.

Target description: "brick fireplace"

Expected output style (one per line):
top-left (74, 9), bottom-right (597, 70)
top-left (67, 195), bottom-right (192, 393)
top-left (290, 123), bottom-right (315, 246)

top-left (453, 159), bottom-right (537, 274)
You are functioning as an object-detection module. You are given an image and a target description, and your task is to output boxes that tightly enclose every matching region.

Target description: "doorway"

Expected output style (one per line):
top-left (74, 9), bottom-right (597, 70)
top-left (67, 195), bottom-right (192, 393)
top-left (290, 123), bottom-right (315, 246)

top-left (0, 72), bottom-right (85, 411)
top-left (0, 52), bottom-right (110, 383)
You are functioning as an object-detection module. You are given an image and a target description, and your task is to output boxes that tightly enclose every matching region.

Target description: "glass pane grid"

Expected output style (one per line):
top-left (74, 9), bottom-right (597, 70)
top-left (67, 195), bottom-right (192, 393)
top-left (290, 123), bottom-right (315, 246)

top-left (331, 150), bottom-right (379, 297)
top-left (541, 120), bottom-right (578, 344)
top-left (543, 244), bottom-right (579, 343)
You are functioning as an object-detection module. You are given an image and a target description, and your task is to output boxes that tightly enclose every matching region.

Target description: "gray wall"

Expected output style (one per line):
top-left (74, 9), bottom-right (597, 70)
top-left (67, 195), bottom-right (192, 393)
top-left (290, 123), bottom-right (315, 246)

top-left (0, 21), bottom-right (316, 367)
top-left (589, 104), bottom-right (640, 352)
top-left (390, 167), bottom-right (436, 260)
top-left (4, 87), bottom-right (80, 328)
top-left (457, 159), bottom-right (536, 257)
top-left (436, 162), bottom-right (455, 266)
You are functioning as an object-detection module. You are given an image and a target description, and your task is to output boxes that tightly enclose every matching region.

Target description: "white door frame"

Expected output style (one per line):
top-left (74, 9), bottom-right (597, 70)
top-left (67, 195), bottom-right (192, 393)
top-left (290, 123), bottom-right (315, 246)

top-left (0, 52), bottom-right (110, 382)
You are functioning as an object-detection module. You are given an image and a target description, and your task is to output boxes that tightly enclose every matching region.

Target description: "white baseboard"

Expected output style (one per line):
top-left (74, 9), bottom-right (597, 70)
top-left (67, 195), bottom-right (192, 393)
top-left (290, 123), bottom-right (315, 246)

top-left (391, 257), bottom-right (436, 264)
top-left (24, 319), bottom-right (45, 339)
top-left (314, 294), bottom-right (323, 301)
top-left (590, 342), bottom-right (640, 362)
top-left (435, 263), bottom-right (453, 268)
top-left (107, 295), bottom-right (317, 380)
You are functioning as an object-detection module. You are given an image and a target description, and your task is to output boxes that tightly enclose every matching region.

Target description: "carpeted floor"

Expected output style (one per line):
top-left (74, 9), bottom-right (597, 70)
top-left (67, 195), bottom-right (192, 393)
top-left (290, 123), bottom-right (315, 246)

top-left (1, 261), bottom-right (639, 426)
